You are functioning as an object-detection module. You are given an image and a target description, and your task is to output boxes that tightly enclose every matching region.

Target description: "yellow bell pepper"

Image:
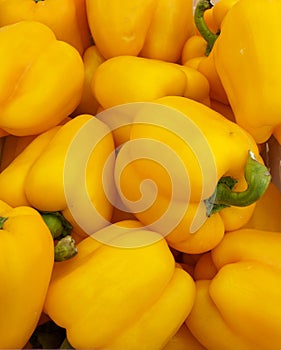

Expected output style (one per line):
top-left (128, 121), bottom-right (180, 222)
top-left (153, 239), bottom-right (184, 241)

top-left (92, 55), bottom-right (187, 109)
top-left (0, 114), bottom-right (116, 236)
top-left (0, 200), bottom-right (54, 349)
top-left (92, 55), bottom-right (211, 113)
top-left (0, 0), bottom-right (92, 55)
top-left (187, 228), bottom-right (281, 350)
top-left (212, 0), bottom-right (238, 29)
top-left (72, 45), bottom-right (105, 117)
top-left (86, 0), bottom-right (195, 62)
top-left (139, 0), bottom-right (196, 62)
top-left (0, 20), bottom-right (84, 136)
top-left (86, 0), bottom-right (157, 58)
top-left (43, 220), bottom-right (196, 350)
top-left (113, 96), bottom-right (270, 253)
top-left (209, 0), bottom-right (281, 143)
top-left (181, 34), bottom-right (207, 65)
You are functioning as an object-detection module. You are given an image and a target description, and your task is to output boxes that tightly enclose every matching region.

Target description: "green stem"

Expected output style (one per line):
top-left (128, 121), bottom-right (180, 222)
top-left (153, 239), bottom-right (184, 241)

top-left (54, 236), bottom-right (77, 262)
top-left (0, 216), bottom-right (8, 229)
top-left (206, 151), bottom-right (271, 216)
top-left (40, 211), bottom-right (72, 240)
top-left (194, 0), bottom-right (219, 55)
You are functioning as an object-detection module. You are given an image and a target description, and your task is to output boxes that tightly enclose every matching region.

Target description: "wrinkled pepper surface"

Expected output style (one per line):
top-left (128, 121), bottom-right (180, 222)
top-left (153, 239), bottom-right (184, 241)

top-left (186, 228), bottom-right (281, 350)
top-left (0, 200), bottom-right (54, 349)
top-left (44, 220), bottom-right (196, 350)
top-left (86, 0), bottom-right (195, 62)
top-left (0, 20), bottom-right (84, 136)
top-left (0, 114), bottom-right (116, 236)
top-left (0, 0), bottom-right (92, 55)
top-left (211, 0), bottom-right (281, 143)
top-left (114, 97), bottom-right (270, 253)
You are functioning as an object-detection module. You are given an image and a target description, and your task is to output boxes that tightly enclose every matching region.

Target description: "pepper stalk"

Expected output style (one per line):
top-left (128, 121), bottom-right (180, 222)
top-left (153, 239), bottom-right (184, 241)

top-left (194, 0), bottom-right (220, 55)
top-left (206, 151), bottom-right (271, 216)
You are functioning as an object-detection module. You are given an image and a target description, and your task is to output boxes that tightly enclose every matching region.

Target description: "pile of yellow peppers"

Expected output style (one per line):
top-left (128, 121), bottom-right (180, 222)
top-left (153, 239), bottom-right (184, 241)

top-left (0, 0), bottom-right (281, 349)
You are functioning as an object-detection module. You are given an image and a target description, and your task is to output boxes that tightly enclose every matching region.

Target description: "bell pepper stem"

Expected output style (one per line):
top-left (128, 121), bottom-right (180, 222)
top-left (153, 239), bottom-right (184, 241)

top-left (40, 211), bottom-right (72, 240)
top-left (0, 216), bottom-right (8, 229)
top-left (54, 235), bottom-right (77, 262)
top-left (194, 0), bottom-right (219, 55)
top-left (206, 151), bottom-right (271, 215)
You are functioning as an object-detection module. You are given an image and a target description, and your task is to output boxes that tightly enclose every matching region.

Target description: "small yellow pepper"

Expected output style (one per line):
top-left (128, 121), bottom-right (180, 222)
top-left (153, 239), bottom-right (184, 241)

top-left (72, 45), bottom-right (105, 117)
top-left (0, 200), bottom-right (54, 349)
top-left (181, 34), bottom-right (207, 65)
top-left (44, 220), bottom-right (196, 350)
top-left (0, 0), bottom-right (92, 55)
top-left (0, 20), bottom-right (84, 136)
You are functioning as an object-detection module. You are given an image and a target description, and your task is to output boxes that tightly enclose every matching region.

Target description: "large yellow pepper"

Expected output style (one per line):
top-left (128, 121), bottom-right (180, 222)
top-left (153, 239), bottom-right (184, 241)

top-left (209, 0), bottom-right (281, 143)
top-left (0, 200), bottom-right (54, 349)
top-left (113, 96), bottom-right (270, 253)
top-left (186, 228), bottom-right (281, 350)
top-left (0, 114), bottom-right (116, 236)
top-left (0, 0), bottom-right (92, 55)
top-left (0, 20), bottom-right (84, 136)
top-left (86, 0), bottom-right (195, 62)
top-left (43, 220), bottom-right (196, 350)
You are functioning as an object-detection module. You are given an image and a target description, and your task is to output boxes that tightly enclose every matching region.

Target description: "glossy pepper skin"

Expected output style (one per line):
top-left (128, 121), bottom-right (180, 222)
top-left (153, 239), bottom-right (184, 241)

top-left (0, 200), bottom-right (54, 349)
top-left (187, 228), bottom-right (281, 350)
top-left (139, 0), bottom-right (196, 62)
top-left (0, 0), bottom-right (92, 55)
top-left (92, 55), bottom-right (211, 112)
top-left (86, 0), bottom-right (157, 58)
top-left (212, 0), bottom-right (281, 143)
top-left (0, 115), bottom-right (116, 236)
top-left (86, 0), bottom-right (195, 62)
top-left (44, 220), bottom-right (196, 350)
top-left (114, 96), bottom-right (270, 253)
top-left (0, 21), bottom-right (84, 136)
